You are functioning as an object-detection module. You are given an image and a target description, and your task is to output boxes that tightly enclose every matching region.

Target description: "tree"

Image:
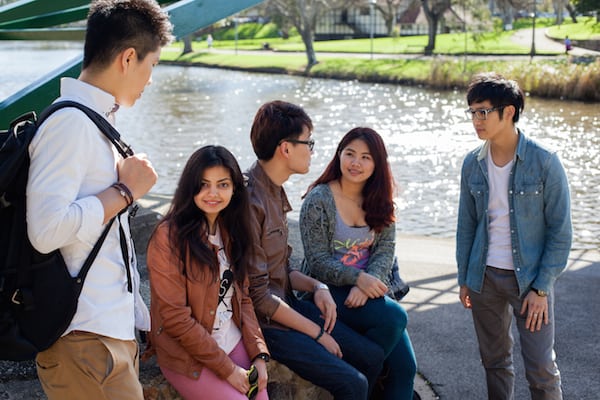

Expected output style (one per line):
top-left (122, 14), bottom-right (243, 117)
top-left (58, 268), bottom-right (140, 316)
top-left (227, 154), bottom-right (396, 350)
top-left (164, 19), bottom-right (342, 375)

top-left (564, 2), bottom-right (578, 23)
top-left (421, 0), bottom-right (452, 54)
top-left (493, 0), bottom-right (529, 29)
top-left (572, 0), bottom-right (599, 21)
top-left (182, 35), bottom-right (193, 54)
top-left (266, 0), bottom-right (346, 68)
top-left (376, 0), bottom-right (415, 35)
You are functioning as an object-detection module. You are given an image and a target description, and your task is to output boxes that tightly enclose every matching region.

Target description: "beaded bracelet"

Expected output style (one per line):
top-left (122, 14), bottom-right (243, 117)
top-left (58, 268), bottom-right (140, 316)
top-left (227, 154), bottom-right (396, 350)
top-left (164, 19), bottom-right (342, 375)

top-left (112, 182), bottom-right (134, 206)
top-left (314, 325), bottom-right (325, 342)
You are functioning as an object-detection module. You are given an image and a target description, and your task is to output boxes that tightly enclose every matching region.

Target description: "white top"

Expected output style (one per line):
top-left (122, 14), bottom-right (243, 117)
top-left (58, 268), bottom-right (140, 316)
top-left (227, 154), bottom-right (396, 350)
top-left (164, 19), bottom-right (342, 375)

top-left (26, 77), bottom-right (150, 340)
top-left (485, 146), bottom-right (515, 270)
top-left (208, 229), bottom-right (242, 354)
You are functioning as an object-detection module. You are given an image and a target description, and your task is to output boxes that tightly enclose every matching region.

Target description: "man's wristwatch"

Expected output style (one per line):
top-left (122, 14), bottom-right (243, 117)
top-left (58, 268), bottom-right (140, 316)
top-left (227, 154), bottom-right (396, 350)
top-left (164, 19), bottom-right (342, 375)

top-left (254, 353), bottom-right (270, 363)
top-left (532, 287), bottom-right (548, 297)
top-left (314, 282), bottom-right (329, 292)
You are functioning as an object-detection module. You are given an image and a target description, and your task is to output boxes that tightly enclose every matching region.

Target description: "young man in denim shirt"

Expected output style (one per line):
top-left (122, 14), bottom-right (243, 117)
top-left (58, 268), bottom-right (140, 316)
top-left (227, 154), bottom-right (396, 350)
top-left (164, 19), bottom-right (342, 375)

top-left (456, 73), bottom-right (572, 400)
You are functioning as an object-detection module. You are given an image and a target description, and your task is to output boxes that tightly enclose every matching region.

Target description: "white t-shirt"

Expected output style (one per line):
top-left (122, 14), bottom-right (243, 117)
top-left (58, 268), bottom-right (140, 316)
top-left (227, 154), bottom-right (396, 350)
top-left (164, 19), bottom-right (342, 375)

top-left (486, 146), bottom-right (515, 270)
top-left (208, 229), bottom-right (242, 354)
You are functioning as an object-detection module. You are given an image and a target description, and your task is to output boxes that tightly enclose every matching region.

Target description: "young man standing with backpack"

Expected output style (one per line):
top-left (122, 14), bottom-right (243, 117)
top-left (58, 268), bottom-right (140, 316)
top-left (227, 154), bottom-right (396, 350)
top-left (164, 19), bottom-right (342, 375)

top-left (26, 1), bottom-right (172, 398)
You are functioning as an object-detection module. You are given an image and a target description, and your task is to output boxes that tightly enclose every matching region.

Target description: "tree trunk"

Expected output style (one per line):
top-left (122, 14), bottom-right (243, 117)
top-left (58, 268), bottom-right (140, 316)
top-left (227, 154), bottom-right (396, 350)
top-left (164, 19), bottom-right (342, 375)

top-left (299, 29), bottom-right (318, 69)
top-left (554, 0), bottom-right (565, 25)
top-left (182, 35), bottom-right (193, 54)
top-left (565, 3), bottom-right (578, 23)
top-left (424, 14), bottom-right (438, 54)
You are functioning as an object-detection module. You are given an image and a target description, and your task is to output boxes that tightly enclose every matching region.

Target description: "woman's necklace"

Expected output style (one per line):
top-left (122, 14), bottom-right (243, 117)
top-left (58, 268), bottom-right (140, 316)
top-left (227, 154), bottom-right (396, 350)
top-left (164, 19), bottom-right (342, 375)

top-left (335, 181), bottom-right (363, 208)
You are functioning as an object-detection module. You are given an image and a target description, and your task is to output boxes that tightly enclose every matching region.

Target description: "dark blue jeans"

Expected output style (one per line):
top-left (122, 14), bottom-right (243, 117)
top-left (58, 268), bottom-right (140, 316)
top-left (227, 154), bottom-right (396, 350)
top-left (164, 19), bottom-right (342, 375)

top-left (262, 297), bottom-right (384, 400)
top-left (329, 285), bottom-right (418, 400)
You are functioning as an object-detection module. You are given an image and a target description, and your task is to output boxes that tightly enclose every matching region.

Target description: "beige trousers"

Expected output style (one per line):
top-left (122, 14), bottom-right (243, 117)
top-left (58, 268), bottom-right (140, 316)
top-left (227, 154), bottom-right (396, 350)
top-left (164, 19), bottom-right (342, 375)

top-left (36, 331), bottom-right (143, 400)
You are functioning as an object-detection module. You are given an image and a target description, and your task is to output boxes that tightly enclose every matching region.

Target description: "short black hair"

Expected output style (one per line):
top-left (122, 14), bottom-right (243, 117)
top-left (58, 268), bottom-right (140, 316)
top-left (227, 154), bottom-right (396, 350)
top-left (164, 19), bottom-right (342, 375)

top-left (467, 72), bottom-right (525, 123)
top-left (83, 0), bottom-right (173, 70)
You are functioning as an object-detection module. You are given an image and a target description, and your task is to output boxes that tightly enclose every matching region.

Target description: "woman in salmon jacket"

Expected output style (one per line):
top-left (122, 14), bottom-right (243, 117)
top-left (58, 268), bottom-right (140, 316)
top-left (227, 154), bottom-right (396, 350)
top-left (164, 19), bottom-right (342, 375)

top-left (146, 145), bottom-right (269, 400)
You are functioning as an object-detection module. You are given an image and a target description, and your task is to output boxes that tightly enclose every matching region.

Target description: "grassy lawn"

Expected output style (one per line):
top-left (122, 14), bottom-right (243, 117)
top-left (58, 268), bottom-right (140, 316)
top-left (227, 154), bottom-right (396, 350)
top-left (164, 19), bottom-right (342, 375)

top-left (173, 16), bottom-right (600, 55)
top-left (161, 46), bottom-right (308, 72)
top-left (160, 18), bottom-right (599, 102)
top-left (546, 17), bottom-right (600, 40)
top-left (173, 30), bottom-right (533, 55)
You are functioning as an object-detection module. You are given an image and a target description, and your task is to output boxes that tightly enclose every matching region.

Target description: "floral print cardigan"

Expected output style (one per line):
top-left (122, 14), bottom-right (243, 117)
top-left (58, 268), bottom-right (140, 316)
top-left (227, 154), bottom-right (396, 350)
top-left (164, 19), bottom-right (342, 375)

top-left (299, 183), bottom-right (396, 287)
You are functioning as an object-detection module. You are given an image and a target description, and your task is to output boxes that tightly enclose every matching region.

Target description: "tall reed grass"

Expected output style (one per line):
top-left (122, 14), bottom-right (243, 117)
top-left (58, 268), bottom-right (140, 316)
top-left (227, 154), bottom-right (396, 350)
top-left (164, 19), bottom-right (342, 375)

top-left (428, 58), bottom-right (600, 101)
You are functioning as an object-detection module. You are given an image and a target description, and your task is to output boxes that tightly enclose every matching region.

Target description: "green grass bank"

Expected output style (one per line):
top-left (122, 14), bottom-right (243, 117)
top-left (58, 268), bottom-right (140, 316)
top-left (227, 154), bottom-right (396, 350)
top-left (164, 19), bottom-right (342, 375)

top-left (161, 48), bottom-right (599, 102)
top-left (161, 18), bottom-right (600, 102)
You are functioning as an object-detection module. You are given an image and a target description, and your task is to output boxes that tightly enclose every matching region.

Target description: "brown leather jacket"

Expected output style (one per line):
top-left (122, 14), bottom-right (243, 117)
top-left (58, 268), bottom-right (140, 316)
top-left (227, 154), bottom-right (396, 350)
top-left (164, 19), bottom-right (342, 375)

top-left (245, 162), bottom-right (295, 330)
top-left (146, 222), bottom-right (269, 380)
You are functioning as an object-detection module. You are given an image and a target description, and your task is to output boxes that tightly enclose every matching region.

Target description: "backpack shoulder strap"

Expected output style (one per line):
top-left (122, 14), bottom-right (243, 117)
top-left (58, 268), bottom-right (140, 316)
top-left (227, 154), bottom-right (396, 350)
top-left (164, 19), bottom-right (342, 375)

top-left (37, 101), bottom-right (133, 158)
top-left (36, 101), bottom-right (135, 290)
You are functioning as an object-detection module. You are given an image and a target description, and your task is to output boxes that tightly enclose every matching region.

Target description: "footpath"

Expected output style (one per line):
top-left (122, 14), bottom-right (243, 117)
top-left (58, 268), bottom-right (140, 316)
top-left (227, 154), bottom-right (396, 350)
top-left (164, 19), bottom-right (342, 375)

top-left (2, 193), bottom-right (598, 399)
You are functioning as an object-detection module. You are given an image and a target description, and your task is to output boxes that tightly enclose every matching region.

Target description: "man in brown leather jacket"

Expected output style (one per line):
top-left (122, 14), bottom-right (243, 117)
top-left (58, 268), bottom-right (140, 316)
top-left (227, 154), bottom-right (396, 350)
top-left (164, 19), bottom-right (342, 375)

top-left (245, 100), bottom-right (384, 400)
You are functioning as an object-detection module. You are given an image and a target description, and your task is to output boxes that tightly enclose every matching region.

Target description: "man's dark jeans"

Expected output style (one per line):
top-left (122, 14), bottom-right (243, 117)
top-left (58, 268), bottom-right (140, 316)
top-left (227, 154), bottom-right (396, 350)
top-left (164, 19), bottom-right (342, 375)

top-left (263, 297), bottom-right (384, 400)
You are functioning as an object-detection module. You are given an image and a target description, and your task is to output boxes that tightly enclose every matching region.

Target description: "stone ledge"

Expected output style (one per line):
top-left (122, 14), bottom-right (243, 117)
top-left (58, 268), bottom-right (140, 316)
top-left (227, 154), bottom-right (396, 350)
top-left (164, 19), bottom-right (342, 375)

top-left (0, 194), bottom-right (435, 400)
top-left (140, 356), bottom-right (334, 400)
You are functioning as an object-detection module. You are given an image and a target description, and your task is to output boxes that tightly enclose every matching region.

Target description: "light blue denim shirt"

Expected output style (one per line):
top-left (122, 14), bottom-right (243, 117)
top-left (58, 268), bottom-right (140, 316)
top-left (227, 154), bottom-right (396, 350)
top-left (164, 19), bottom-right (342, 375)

top-left (456, 130), bottom-right (572, 296)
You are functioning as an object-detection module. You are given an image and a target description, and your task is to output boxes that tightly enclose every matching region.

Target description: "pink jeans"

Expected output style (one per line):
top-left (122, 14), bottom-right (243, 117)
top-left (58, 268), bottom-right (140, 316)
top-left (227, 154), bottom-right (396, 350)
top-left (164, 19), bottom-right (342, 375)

top-left (160, 340), bottom-right (268, 400)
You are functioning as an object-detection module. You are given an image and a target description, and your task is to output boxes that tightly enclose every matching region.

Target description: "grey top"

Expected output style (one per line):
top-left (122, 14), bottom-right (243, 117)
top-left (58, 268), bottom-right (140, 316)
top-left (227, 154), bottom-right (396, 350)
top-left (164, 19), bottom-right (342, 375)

top-left (299, 183), bottom-right (396, 286)
top-left (332, 212), bottom-right (374, 271)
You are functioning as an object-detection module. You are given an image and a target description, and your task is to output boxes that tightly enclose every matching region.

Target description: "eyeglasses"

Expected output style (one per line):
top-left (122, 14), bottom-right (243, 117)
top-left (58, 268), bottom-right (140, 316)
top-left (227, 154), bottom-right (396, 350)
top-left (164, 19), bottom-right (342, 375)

top-left (464, 106), bottom-right (505, 121)
top-left (246, 364), bottom-right (259, 399)
top-left (282, 138), bottom-right (315, 151)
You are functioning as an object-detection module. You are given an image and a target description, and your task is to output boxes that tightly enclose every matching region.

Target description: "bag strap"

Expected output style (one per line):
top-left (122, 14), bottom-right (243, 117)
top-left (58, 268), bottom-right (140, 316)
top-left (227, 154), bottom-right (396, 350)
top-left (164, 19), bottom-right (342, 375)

top-left (35, 101), bottom-right (135, 292)
top-left (37, 100), bottom-right (134, 158)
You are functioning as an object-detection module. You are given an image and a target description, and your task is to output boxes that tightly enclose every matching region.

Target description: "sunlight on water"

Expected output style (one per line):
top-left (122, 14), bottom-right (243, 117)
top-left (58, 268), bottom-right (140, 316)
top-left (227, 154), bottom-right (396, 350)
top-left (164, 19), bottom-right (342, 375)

top-left (1, 44), bottom-right (597, 250)
top-left (116, 66), bottom-right (599, 250)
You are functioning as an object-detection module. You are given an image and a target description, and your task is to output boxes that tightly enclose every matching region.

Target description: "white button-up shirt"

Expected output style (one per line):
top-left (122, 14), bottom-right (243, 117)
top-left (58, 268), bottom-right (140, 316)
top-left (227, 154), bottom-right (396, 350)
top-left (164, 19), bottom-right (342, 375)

top-left (27, 77), bottom-right (150, 340)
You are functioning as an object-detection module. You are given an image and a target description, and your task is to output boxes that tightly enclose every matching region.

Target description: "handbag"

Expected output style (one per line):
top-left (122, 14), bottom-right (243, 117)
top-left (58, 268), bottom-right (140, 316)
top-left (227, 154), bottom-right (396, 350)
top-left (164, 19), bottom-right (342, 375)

top-left (387, 256), bottom-right (410, 301)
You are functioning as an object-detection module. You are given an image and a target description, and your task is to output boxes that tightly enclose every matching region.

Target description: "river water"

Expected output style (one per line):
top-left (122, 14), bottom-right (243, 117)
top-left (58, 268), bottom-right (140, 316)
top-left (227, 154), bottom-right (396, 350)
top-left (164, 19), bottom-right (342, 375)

top-left (1, 42), bottom-right (598, 250)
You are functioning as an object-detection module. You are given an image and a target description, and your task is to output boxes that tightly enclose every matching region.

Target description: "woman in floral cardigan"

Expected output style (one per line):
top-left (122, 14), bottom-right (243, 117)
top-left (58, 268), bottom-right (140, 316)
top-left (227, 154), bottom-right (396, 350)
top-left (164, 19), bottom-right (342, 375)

top-left (300, 127), bottom-right (417, 400)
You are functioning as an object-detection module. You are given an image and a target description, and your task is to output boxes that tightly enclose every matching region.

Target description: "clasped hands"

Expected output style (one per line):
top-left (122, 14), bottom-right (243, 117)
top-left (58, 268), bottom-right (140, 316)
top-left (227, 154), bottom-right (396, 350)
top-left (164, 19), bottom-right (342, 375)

top-left (344, 272), bottom-right (387, 308)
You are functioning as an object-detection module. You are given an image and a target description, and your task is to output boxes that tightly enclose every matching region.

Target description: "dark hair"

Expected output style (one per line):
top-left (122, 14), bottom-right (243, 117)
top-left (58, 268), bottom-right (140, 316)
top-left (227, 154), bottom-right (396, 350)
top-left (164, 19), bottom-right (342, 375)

top-left (305, 127), bottom-right (395, 233)
top-left (159, 145), bottom-right (252, 284)
top-left (83, 0), bottom-right (173, 69)
top-left (250, 100), bottom-right (313, 161)
top-left (466, 72), bottom-right (525, 123)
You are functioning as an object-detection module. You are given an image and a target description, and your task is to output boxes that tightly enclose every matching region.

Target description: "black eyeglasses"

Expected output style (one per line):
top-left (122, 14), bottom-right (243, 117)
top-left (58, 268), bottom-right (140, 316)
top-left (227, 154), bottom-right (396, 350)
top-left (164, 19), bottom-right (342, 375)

top-left (464, 106), bottom-right (505, 121)
top-left (282, 138), bottom-right (315, 151)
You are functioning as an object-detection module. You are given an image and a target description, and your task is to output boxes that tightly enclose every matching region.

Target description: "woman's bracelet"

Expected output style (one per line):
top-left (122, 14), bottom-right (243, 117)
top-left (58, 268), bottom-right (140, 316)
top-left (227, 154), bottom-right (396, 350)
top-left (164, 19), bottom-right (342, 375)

top-left (314, 325), bottom-right (325, 342)
top-left (112, 182), bottom-right (134, 206)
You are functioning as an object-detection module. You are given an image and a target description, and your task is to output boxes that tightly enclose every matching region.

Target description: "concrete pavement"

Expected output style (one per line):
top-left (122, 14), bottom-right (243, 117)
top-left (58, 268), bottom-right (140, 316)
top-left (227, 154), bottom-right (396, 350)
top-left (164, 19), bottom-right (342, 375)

top-left (393, 235), bottom-right (600, 399)
top-left (288, 212), bottom-right (600, 399)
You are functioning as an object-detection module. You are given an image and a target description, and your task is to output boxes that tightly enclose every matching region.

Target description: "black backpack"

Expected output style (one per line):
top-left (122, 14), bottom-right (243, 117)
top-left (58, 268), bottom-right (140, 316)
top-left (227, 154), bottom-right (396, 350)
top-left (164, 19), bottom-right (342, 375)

top-left (0, 101), bottom-right (133, 361)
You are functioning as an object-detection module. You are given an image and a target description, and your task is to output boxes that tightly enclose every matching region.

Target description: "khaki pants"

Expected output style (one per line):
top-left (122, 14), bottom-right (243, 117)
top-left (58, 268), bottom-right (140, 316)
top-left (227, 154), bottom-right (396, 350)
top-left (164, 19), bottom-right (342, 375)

top-left (36, 331), bottom-right (143, 400)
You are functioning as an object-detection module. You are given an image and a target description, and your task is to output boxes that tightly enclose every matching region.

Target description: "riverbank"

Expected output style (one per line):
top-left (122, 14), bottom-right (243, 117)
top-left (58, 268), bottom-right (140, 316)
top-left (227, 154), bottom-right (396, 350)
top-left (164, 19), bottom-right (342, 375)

top-left (160, 47), bottom-right (600, 102)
